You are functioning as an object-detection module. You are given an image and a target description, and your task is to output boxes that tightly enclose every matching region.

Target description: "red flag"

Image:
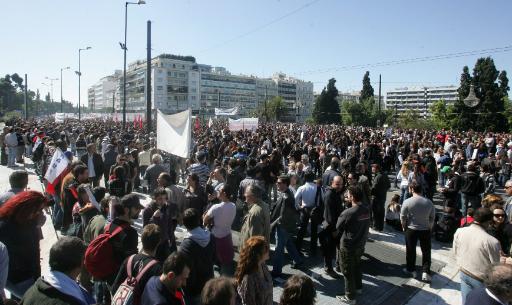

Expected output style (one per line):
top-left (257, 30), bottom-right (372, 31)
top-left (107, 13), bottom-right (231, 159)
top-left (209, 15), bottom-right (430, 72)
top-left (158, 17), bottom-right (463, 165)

top-left (133, 116), bottom-right (137, 129)
top-left (45, 167), bottom-right (70, 196)
top-left (195, 117), bottom-right (201, 132)
top-left (139, 115), bottom-right (143, 129)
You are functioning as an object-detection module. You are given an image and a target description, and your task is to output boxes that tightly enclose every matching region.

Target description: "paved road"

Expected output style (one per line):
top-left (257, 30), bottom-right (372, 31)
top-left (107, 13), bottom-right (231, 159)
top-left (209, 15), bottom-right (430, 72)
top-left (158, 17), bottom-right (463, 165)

top-left (1, 161), bottom-right (466, 304)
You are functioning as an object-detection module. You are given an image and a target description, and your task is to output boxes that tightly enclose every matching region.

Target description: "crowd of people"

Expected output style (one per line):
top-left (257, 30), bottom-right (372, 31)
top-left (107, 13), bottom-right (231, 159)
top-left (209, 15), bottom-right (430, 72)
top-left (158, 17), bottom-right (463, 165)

top-left (0, 117), bottom-right (511, 305)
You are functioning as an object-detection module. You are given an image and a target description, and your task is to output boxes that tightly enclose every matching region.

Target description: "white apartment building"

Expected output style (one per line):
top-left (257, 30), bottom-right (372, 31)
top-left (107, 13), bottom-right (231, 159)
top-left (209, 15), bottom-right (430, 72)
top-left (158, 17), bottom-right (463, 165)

top-left (89, 54), bottom-right (314, 122)
top-left (88, 70), bottom-right (121, 111)
top-left (386, 85), bottom-right (458, 117)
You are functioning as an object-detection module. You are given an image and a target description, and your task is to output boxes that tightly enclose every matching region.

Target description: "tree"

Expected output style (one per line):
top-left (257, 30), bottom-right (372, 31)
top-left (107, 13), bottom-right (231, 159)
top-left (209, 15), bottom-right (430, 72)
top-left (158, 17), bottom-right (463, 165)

top-left (267, 96), bottom-right (286, 121)
top-left (453, 58), bottom-right (509, 132)
top-left (312, 78), bottom-right (341, 124)
top-left (360, 71), bottom-right (374, 102)
top-left (429, 99), bottom-right (454, 129)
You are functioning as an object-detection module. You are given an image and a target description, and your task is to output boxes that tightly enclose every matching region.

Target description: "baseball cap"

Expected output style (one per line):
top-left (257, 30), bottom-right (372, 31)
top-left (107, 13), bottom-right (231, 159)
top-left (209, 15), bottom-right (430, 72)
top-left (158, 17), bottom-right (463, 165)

top-left (440, 166), bottom-right (452, 174)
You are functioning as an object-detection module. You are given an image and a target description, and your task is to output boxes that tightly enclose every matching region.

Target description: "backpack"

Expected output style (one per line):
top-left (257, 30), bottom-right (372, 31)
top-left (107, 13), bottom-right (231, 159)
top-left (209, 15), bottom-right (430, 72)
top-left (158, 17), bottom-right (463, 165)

top-left (112, 255), bottom-right (158, 305)
top-left (84, 222), bottom-right (129, 280)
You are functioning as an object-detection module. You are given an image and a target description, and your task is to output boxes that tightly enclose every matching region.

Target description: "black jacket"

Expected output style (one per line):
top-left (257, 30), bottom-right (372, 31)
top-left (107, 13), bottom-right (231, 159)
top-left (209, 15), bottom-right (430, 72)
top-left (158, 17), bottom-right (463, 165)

top-left (460, 171), bottom-right (485, 195)
top-left (371, 172), bottom-right (390, 201)
top-left (270, 188), bottom-right (299, 233)
top-left (112, 253), bottom-right (162, 301)
top-left (80, 153), bottom-right (104, 179)
top-left (20, 277), bottom-right (89, 305)
top-left (322, 187), bottom-right (344, 233)
top-left (322, 169), bottom-right (340, 187)
top-left (179, 233), bottom-right (214, 297)
top-left (336, 204), bottom-right (370, 249)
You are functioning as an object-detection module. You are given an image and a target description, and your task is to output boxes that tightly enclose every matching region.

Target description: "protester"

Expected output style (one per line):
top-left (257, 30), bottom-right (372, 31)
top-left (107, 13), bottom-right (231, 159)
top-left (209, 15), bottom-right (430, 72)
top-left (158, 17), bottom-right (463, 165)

top-left (0, 191), bottom-right (49, 299)
top-left (141, 251), bottom-right (190, 305)
top-left (112, 224), bottom-right (163, 305)
top-left (235, 236), bottom-right (273, 305)
top-left (20, 236), bottom-right (95, 305)
top-left (184, 173), bottom-right (208, 215)
top-left (270, 175), bottom-right (303, 279)
top-left (453, 207), bottom-right (502, 304)
top-left (465, 264), bottom-right (512, 305)
top-left (188, 151), bottom-right (210, 188)
top-left (179, 208), bottom-right (215, 305)
top-left (279, 274), bottom-right (317, 305)
top-left (320, 175), bottom-right (344, 276)
top-left (335, 185), bottom-right (370, 304)
top-left (80, 143), bottom-right (104, 187)
top-left (295, 170), bottom-right (321, 256)
top-left (239, 185), bottom-right (271, 249)
top-left (201, 277), bottom-right (237, 305)
top-left (143, 188), bottom-right (179, 261)
top-left (385, 194), bottom-right (402, 231)
top-left (371, 163), bottom-right (391, 231)
top-left (203, 184), bottom-right (237, 276)
top-left (487, 204), bottom-right (512, 256)
top-left (144, 153), bottom-right (166, 194)
top-left (0, 170), bottom-right (28, 205)
top-left (401, 179), bottom-right (435, 282)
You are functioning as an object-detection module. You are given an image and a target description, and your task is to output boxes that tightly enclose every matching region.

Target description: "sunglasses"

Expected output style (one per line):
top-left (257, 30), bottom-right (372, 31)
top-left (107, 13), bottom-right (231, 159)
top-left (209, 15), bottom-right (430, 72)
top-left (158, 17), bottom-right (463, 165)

top-left (493, 214), bottom-right (505, 218)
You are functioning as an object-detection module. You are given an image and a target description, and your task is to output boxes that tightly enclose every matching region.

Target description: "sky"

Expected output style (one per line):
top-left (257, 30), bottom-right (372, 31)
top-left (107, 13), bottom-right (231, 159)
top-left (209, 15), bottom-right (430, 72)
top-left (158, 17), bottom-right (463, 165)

top-left (1, 0), bottom-right (511, 107)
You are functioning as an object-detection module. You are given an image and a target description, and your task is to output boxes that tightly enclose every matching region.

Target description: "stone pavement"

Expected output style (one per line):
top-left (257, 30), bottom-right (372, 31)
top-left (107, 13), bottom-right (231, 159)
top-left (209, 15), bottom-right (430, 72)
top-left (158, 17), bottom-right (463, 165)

top-left (1, 161), bottom-right (463, 305)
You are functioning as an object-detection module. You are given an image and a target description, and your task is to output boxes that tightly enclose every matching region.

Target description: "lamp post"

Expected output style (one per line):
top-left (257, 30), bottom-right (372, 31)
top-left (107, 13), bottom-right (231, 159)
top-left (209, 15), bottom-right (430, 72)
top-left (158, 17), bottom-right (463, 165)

top-left (60, 67), bottom-right (70, 112)
top-left (76, 47), bottom-right (92, 121)
top-left (41, 82), bottom-right (50, 101)
top-left (45, 77), bottom-right (59, 103)
top-left (121, 0), bottom-right (146, 130)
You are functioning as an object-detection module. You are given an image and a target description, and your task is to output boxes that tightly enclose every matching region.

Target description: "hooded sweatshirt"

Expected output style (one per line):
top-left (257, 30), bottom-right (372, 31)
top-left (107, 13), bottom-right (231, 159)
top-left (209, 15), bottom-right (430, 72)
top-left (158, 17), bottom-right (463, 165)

top-left (179, 227), bottom-right (214, 296)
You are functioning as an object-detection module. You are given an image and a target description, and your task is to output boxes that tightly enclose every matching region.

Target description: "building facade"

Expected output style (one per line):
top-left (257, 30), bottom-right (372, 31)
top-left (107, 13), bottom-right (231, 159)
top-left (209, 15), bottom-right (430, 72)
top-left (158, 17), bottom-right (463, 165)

top-left (88, 54), bottom-right (314, 122)
top-left (385, 85), bottom-right (458, 117)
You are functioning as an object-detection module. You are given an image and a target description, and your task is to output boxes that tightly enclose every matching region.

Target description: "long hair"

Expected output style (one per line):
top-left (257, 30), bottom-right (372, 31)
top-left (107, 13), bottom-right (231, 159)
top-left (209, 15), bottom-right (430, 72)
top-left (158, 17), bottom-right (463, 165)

top-left (0, 190), bottom-right (49, 224)
top-left (235, 236), bottom-right (269, 285)
top-left (279, 274), bottom-right (316, 305)
top-left (400, 161), bottom-right (410, 177)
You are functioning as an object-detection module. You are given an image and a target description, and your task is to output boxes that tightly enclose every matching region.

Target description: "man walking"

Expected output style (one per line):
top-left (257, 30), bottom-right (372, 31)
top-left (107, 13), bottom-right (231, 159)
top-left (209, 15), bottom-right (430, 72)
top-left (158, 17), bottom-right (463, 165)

top-left (295, 171), bottom-right (322, 256)
top-left (400, 180), bottom-right (435, 282)
top-left (336, 186), bottom-right (370, 304)
top-left (239, 185), bottom-right (271, 249)
top-left (270, 175), bottom-right (303, 278)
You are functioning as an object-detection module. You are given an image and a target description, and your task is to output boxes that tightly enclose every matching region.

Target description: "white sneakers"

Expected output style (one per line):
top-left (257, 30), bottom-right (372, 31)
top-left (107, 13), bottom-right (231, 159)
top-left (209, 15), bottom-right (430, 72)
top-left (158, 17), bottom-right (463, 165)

top-left (421, 272), bottom-right (432, 282)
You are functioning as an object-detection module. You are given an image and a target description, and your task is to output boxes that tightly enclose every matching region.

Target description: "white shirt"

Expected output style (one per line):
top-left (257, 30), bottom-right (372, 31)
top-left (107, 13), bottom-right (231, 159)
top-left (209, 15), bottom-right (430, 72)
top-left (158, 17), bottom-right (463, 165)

top-left (295, 182), bottom-right (317, 209)
top-left (4, 132), bottom-right (17, 147)
top-left (87, 154), bottom-right (95, 177)
top-left (139, 150), bottom-right (151, 167)
top-left (206, 201), bottom-right (236, 238)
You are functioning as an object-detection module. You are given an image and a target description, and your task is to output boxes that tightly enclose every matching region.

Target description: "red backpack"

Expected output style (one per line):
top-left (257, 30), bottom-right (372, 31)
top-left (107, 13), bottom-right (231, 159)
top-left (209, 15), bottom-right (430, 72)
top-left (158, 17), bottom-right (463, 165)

top-left (84, 222), bottom-right (129, 279)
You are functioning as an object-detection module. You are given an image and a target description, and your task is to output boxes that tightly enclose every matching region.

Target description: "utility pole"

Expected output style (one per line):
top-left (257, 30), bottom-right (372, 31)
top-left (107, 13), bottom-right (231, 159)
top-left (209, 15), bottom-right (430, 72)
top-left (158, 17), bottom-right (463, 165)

top-left (264, 85), bottom-right (268, 122)
top-left (112, 91), bottom-right (116, 113)
top-left (378, 74), bottom-right (381, 126)
top-left (424, 87), bottom-right (428, 119)
top-left (146, 20), bottom-right (152, 132)
top-left (24, 74), bottom-right (28, 119)
top-left (218, 91), bottom-right (221, 108)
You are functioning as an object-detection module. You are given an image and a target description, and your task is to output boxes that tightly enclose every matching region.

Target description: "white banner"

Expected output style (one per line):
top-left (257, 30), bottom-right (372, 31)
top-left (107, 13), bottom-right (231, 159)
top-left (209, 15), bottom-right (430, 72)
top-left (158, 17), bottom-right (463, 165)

top-left (44, 148), bottom-right (70, 184)
top-left (157, 109), bottom-right (191, 158)
top-left (228, 117), bottom-right (259, 131)
top-left (215, 107), bottom-right (238, 116)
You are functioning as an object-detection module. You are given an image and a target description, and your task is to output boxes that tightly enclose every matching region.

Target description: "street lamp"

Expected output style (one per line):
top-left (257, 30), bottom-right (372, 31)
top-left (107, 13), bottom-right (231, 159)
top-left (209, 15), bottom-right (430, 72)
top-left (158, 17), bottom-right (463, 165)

top-left (60, 66), bottom-right (70, 112)
top-left (45, 77), bottom-right (59, 103)
top-left (41, 82), bottom-right (50, 101)
top-left (121, 0), bottom-right (146, 129)
top-left (464, 84), bottom-right (480, 108)
top-left (76, 46), bottom-right (92, 121)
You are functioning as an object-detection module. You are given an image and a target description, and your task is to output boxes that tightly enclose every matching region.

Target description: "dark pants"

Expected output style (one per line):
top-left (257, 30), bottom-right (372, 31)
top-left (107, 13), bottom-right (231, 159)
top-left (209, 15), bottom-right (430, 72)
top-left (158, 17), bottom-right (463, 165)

top-left (372, 199), bottom-right (385, 231)
top-left (0, 147), bottom-right (6, 165)
top-left (296, 207), bottom-right (319, 254)
top-left (90, 177), bottom-right (100, 187)
top-left (339, 246), bottom-right (364, 300)
top-left (320, 230), bottom-right (337, 270)
top-left (405, 228), bottom-right (431, 274)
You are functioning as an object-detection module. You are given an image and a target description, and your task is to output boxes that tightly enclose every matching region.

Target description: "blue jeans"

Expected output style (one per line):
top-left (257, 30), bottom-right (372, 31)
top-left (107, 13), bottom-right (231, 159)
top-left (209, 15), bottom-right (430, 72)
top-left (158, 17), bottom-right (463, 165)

top-left (272, 226), bottom-right (302, 276)
top-left (93, 281), bottom-right (110, 305)
top-left (399, 185), bottom-right (409, 205)
top-left (52, 194), bottom-right (63, 229)
top-left (460, 194), bottom-right (481, 216)
top-left (7, 147), bottom-right (16, 166)
top-left (460, 271), bottom-right (484, 305)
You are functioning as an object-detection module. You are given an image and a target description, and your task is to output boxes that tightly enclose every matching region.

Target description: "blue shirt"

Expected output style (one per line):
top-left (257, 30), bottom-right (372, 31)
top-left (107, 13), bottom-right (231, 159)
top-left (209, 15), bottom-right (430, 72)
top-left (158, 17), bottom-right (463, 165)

top-left (141, 276), bottom-right (183, 305)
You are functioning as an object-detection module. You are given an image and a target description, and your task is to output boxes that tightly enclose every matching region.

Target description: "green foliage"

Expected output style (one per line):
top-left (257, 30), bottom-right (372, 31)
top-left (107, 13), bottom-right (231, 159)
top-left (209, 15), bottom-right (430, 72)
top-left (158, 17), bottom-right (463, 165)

top-left (312, 78), bottom-right (341, 124)
top-left (360, 71), bottom-right (374, 102)
top-left (429, 99), bottom-right (453, 129)
top-left (255, 96), bottom-right (286, 122)
top-left (397, 109), bottom-right (431, 129)
top-left (158, 54), bottom-right (196, 63)
top-left (0, 73), bottom-right (78, 118)
top-left (453, 57), bottom-right (509, 131)
top-left (342, 97), bottom-right (390, 127)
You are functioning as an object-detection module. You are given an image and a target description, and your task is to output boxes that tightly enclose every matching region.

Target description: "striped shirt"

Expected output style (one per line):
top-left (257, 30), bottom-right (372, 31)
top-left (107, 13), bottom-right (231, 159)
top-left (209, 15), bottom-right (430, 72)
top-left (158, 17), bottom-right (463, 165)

top-left (188, 163), bottom-right (210, 187)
